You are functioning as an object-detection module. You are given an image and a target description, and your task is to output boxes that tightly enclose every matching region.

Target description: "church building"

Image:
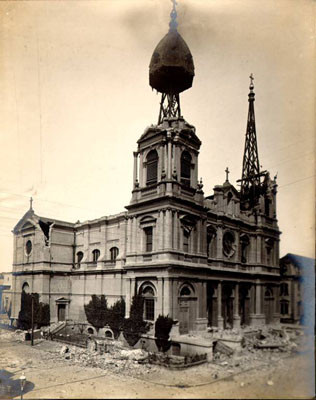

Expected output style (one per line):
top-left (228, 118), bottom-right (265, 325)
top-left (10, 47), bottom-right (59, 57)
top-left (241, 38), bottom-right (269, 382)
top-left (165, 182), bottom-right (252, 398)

top-left (10, 3), bottom-right (281, 334)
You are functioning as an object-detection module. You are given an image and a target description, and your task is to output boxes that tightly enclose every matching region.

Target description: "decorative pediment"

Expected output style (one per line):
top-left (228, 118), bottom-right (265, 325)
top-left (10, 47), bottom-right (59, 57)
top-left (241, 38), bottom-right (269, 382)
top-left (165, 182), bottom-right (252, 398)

top-left (13, 209), bottom-right (37, 234)
top-left (139, 215), bottom-right (157, 227)
top-left (55, 297), bottom-right (70, 304)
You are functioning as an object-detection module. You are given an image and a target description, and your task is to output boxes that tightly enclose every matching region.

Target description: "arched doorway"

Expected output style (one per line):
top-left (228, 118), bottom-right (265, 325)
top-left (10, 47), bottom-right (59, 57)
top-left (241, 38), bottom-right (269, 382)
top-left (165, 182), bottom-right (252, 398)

top-left (264, 287), bottom-right (274, 324)
top-left (178, 284), bottom-right (196, 334)
top-left (239, 285), bottom-right (250, 326)
top-left (222, 284), bottom-right (234, 329)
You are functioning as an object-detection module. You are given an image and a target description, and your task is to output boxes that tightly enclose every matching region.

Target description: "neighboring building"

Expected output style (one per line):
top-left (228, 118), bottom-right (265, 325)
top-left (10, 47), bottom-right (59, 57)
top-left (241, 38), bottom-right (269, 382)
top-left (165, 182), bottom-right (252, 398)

top-left (279, 253), bottom-right (315, 325)
top-left (10, 8), bottom-right (281, 333)
top-left (0, 272), bottom-right (12, 316)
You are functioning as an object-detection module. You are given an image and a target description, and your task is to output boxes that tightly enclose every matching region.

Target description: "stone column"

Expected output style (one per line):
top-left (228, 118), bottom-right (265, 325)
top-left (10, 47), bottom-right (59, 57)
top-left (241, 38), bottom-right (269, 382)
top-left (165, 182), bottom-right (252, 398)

top-left (126, 217), bottom-right (131, 254)
top-left (173, 210), bottom-right (179, 251)
top-left (133, 152), bottom-right (138, 187)
top-left (158, 210), bottom-right (164, 251)
top-left (250, 281), bottom-right (265, 326)
top-left (163, 278), bottom-right (171, 316)
top-left (233, 283), bottom-right (241, 328)
top-left (273, 284), bottom-right (281, 323)
top-left (157, 278), bottom-right (163, 317)
top-left (164, 143), bottom-right (168, 177)
top-left (139, 152), bottom-right (144, 187)
top-left (132, 217), bottom-right (137, 254)
top-left (217, 281), bottom-right (224, 328)
top-left (256, 235), bottom-right (262, 264)
top-left (216, 226), bottom-right (223, 260)
top-left (167, 140), bottom-right (172, 180)
top-left (196, 281), bottom-right (208, 331)
top-left (165, 209), bottom-right (172, 250)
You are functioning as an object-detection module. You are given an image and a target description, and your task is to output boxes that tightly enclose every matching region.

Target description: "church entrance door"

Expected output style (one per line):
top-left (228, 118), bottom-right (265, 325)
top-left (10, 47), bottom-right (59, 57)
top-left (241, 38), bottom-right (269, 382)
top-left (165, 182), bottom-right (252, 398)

top-left (58, 304), bottom-right (66, 322)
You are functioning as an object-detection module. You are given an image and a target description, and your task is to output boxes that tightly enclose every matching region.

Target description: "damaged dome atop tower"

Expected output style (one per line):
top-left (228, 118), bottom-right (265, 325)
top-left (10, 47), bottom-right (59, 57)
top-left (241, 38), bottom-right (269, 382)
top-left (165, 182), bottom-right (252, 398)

top-left (149, 1), bottom-right (194, 95)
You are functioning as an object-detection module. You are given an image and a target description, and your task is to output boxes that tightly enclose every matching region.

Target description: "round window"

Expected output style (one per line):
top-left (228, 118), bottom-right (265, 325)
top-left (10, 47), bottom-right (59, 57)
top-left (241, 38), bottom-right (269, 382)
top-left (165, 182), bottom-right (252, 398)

top-left (25, 240), bottom-right (32, 255)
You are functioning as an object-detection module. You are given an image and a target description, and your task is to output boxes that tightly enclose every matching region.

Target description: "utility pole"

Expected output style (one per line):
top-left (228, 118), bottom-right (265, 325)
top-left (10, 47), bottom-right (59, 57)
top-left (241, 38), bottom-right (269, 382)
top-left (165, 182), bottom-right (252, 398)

top-left (31, 293), bottom-right (34, 346)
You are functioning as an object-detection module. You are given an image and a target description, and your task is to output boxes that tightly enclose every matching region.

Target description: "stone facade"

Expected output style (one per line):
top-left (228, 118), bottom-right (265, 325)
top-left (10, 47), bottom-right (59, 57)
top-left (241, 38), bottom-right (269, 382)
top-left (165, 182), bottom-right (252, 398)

top-left (11, 102), bottom-right (281, 333)
top-left (279, 253), bottom-right (315, 324)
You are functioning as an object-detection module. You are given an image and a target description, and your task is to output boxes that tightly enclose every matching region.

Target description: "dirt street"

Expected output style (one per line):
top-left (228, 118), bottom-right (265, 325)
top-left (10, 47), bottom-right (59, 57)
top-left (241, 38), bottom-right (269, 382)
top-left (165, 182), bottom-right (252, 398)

top-left (0, 329), bottom-right (314, 399)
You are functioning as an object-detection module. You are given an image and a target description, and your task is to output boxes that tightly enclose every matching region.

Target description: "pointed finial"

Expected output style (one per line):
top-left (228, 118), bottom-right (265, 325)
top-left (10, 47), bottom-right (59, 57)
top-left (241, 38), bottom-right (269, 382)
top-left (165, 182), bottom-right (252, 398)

top-left (30, 197), bottom-right (33, 210)
top-left (249, 73), bottom-right (254, 92)
top-left (169, 0), bottom-right (178, 31)
top-left (225, 167), bottom-right (230, 182)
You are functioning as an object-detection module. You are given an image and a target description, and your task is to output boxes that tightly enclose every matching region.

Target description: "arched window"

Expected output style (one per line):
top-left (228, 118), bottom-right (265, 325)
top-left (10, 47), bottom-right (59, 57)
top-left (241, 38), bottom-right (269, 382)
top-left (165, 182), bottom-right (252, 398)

top-left (110, 247), bottom-right (119, 263)
top-left (144, 227), bottom-right (153, 252)
top-left (141, 284), bottom-right (155, 321)
top-left (92, 249), bottom-right (100, 263)
top-left (181, 151), bottom-right (192, 187)
top-left (77, 251), bottom-right (84, 266)
top-left (22, 282), bottom-right (30, 293)
top-left (146, 150), bottom-right (158, 186)
top-left (180, 286), bottom-right (191, 296)
top-left (25, 240), bottom-right (32, 255)
top-left (240, 235), bottom-right (250, 263)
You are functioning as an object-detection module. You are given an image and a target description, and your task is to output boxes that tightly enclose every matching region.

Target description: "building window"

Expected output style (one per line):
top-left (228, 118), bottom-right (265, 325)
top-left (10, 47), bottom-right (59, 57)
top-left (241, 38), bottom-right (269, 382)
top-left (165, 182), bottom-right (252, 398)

top-left (110, 247), bottom-right (119, 263)
top-left (180, 286), bottom-right (192, 296)
top-left (144, 227), bottom-right (153, 252)
top-left (280, 283), bottom-right (289, 296)
top-left (77, 251), bottom-right (84, 266)
top-left (92, 249), bottom-right (100, 263)
top-left (240, 235), bottom-right (250, 263)
top-left (146, 150), bottom-right (158, 186)
top-left (181, 151), bottom-right (192, 187)
top-left (281, 301), bottom-right (289, 315)
top-left (141, 285), bottom-right (155, 321)
top-left (183, 229), bottom-right (190, 252)
top-left (25, 240), bottom-right (32, 255)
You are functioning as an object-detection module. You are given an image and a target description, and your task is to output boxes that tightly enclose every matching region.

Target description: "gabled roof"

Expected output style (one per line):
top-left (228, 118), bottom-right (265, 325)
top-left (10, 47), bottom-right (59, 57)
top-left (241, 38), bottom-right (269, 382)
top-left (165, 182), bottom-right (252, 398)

top-left (12, 208), bottom-right (37, 234)
top-left (12, 208), bottom-right (75, 234)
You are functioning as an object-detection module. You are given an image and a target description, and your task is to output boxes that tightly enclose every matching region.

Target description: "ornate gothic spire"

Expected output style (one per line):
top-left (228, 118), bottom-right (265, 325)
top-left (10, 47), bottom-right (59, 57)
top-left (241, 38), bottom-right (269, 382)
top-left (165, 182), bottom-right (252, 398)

top-left (239, 74), bottom-right (264, 210)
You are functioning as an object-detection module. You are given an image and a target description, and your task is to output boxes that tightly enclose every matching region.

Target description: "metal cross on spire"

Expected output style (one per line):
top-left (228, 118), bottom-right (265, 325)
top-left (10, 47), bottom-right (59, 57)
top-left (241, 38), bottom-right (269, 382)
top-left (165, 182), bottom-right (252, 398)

top-left (169, 0), bottom-right (178, 31)
top-left (249, 73), bottom-right (254, 90)
top-left (225, 167), bottom-right (230, 182)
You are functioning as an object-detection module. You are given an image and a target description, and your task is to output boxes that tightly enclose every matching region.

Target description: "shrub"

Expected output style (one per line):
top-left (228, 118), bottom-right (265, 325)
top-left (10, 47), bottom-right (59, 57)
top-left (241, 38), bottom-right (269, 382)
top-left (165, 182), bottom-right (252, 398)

top-left (107, 298), bottom-right (125, 339)
top-left (123, 294), bottom-right (149, 346)
top-left (155, 314), bottom-right (174, 352)
top-left (84, 295), bottom-right (108, 332)
top-left (17, 292), bottom-right (50, 330)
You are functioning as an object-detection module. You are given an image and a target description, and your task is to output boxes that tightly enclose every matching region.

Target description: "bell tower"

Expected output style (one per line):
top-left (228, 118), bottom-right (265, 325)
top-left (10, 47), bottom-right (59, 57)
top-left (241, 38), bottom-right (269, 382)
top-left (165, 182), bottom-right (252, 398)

top-left (129, 0), bottom-right (203, 206)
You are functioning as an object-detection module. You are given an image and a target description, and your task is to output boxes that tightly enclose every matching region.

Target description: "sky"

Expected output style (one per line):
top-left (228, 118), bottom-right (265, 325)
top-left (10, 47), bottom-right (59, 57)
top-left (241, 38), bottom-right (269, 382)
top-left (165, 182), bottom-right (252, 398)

top-left (0, 0), bottom-right (314, 272)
